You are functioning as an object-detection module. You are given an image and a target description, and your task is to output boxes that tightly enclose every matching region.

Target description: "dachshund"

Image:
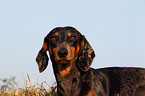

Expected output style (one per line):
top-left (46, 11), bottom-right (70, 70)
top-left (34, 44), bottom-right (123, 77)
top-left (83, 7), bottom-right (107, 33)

top-left (36, 26), bottom-right (145, 96)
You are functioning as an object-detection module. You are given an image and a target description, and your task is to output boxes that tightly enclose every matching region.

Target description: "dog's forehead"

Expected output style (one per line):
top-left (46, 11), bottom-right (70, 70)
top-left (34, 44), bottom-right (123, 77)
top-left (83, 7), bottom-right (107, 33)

top-left (48, 27), bottom-right (81, 37)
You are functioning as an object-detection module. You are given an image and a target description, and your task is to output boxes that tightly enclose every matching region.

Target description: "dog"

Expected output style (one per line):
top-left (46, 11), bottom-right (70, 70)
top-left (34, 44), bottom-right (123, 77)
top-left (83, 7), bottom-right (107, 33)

top-left (36, 26), bottom-right (145, 96)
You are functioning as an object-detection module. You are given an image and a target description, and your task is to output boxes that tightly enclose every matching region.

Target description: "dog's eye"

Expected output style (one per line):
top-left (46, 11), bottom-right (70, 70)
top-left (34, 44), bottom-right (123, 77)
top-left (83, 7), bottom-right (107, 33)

top-left (70, 36), bottom-right (76, 41)
top-left (51, 37), bottom-right (57, 41)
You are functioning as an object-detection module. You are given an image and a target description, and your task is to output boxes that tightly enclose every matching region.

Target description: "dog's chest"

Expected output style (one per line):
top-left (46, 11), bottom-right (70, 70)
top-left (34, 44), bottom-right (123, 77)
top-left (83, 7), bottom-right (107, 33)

top-left (57, 70), bottom-right (81, 96)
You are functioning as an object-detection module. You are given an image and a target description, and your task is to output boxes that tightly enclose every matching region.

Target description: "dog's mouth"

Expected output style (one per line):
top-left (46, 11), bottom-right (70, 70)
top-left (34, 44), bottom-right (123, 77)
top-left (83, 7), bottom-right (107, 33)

top-left (56, 59), bottom-right (71, 64)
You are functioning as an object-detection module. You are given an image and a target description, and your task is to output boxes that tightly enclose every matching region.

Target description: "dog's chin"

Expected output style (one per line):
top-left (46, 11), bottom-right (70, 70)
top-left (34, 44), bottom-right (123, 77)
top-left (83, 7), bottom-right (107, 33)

top-left (56, 59), bottom-right (71, 64)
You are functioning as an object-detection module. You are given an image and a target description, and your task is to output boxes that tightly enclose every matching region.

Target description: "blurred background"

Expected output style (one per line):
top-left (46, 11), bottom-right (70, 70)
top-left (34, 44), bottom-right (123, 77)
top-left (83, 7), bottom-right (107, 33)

top-left (0, 0), bottom-right (145, 88)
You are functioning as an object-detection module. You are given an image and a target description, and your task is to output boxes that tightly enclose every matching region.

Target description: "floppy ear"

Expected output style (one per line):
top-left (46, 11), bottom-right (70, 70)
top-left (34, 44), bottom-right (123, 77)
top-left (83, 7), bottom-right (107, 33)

top-left (76, 35), bottom-right (95, 72)
top-left (36, 38), bottom-right (49, 73)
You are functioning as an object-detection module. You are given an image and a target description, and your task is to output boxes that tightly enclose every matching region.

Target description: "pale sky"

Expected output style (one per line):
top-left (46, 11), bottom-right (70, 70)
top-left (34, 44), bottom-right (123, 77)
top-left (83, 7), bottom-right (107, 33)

top-left (0, 0), bottom-right (145, 87)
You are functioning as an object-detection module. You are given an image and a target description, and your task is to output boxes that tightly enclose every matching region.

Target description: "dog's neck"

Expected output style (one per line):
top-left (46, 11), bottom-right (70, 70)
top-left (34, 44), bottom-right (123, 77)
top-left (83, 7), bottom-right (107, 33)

top-left (52, 60), bottom-right (81, 95)
top-left (57, 63), bottom-right (72, 77)
top-left (52, 60), bottom-right (80, 80)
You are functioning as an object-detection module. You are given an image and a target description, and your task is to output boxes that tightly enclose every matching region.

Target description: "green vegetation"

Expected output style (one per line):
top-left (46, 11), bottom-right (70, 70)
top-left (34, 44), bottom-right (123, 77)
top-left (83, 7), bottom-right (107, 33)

top-left (0, 75), bottom-right (57, 96)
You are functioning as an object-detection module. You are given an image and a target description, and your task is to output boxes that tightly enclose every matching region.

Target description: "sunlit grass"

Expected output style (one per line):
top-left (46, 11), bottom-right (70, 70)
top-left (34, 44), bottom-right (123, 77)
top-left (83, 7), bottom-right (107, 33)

top-left (0, 75), bottom-right (57, 96)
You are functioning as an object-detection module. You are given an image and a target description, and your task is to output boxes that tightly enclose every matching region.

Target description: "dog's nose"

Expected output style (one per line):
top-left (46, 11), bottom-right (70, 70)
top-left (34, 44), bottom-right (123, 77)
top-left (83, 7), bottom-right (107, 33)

top-left (58, 48), bottom-right (68, 58)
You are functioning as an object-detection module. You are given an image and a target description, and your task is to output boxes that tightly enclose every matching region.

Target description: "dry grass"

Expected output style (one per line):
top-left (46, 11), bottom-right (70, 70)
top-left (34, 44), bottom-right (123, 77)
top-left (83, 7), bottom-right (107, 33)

top-left (0, 84), bottom-right (57, 96)
top-left (0, 75), bottom-right (57, 96)
top-left (0, 87), bottom-right (56, 96)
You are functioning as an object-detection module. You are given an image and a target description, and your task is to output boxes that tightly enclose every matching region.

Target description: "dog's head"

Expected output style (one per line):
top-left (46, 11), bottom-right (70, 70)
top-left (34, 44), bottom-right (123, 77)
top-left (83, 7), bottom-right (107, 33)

top-left (36, 26), bottom-right (95, 73)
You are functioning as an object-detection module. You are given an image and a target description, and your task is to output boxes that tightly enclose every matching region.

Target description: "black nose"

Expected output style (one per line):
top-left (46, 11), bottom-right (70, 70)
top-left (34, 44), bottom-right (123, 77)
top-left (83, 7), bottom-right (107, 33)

top-left (58, 48), bottom-right (68, 58)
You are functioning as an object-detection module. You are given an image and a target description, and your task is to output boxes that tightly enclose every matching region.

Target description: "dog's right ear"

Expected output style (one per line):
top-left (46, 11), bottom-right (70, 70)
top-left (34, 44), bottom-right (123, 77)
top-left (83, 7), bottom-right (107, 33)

top-left (36, 37), bottom-right (49, 73)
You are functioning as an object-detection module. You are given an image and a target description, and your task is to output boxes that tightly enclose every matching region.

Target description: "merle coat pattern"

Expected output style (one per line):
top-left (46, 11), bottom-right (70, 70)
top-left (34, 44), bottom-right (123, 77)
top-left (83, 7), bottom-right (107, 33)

top-left (36, 26), bottom-right (145, 96)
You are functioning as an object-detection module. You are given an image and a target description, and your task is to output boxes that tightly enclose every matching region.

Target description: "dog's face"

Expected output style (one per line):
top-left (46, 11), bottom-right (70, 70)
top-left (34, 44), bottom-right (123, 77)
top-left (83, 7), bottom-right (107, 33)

top-left (36, 26), bottom-right (95, 73)
top-left (45, 27), bottom-right (83, 64)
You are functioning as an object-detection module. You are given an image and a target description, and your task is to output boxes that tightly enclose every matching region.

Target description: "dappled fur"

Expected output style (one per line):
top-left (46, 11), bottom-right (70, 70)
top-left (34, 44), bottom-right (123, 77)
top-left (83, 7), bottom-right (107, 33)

top-left (36, 26), bottom-right (145, 96)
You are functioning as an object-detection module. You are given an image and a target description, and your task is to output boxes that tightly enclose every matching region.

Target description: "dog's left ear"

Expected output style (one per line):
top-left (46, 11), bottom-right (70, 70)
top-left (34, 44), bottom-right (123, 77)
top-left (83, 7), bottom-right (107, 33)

top-left (36, 37), bottom-right (49, 73)
top-left (76, 35), bottom-right (95, 72)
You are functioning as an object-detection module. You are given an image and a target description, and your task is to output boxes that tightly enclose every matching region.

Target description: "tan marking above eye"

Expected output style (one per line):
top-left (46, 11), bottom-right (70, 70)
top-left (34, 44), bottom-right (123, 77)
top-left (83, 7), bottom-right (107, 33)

top-left (54, 32), bottom-right (58, 36)
top-left (68, 33), bottom-right (76, 40)
top-left (68, 33), bottom-right (72, 37)
top-left (51, 33), bottom-right (58, 41)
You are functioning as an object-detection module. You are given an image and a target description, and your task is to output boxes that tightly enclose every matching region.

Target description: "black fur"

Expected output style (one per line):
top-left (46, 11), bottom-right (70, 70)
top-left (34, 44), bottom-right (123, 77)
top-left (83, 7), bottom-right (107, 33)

top-left (36, 26), bottom-right (145, 96)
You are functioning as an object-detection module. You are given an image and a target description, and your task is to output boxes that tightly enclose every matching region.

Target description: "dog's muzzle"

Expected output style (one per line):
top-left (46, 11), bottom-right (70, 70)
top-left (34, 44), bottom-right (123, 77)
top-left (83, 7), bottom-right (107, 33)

top-left (58, 48), bottom-right (68, 58)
